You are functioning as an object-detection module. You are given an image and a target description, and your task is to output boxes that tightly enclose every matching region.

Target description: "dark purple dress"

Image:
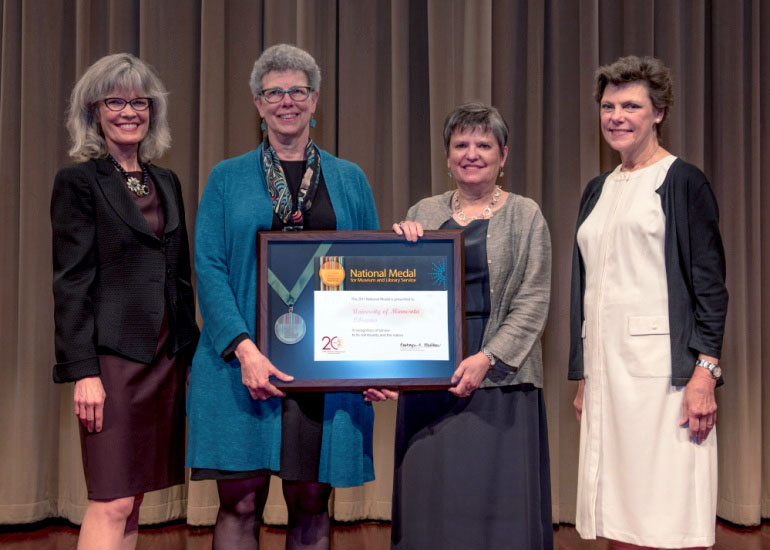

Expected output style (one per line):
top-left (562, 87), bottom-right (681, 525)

top-left (79, 172), bottom-right (186, 500)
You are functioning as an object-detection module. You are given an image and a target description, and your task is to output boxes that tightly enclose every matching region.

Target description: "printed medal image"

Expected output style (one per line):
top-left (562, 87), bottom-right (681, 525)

top-left (319, 256), bottom-right (345, 290)
top-left (275, 310), bottom-right (306, 344)
top-left (268, 243), bottom-right (333, 345)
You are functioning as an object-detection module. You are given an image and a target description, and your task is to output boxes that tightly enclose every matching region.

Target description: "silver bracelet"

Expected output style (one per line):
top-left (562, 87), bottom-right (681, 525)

top-left (695, 358), bottom-right (721, 379)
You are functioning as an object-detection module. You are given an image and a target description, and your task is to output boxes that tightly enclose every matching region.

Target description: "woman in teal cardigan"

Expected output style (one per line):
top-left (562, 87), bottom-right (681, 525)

top-left (187, 44), bottom-right (378, 550)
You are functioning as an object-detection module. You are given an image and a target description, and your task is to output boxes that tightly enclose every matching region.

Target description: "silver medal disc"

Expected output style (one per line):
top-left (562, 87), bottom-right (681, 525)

top-left (275, 311), bottom-right (306, 344)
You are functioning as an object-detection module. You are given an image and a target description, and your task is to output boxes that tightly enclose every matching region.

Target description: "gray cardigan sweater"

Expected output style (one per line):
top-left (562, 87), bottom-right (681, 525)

top-left (405, 190), bottom-right (552, 388)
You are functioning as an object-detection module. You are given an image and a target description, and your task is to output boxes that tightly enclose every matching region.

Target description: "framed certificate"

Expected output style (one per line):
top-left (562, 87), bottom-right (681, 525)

top-left (257, 230), bottom-right (464, 390)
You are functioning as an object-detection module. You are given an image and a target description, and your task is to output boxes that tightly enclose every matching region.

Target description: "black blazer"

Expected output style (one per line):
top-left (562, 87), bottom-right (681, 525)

top-left (51, 158), bottom-right (200, 383)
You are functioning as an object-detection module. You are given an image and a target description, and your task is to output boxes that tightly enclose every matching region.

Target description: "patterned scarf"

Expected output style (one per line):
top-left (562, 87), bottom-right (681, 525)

top-left (262, 136), bottom-right (321, 231)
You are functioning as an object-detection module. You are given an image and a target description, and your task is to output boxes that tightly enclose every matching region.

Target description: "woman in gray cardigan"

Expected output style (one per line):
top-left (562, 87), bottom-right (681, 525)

top-left (369, 102), bottom-right (553, 549)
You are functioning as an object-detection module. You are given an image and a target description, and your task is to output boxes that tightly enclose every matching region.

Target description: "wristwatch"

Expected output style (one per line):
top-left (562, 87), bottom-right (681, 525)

top-left (482, 347), bottom-right (496, 367)
top-left (695, 358), bottom-right (722, 379)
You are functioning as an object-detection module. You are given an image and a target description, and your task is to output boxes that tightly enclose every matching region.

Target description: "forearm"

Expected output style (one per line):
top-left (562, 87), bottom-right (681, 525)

top-left (688, 178), bottom-right (728, 356)
top-left (51, 170), bottom-right (99, 381)
top-left (487, 213), bottom-right (552, 368)
top-left (194, 179), bottom-right (251, 354)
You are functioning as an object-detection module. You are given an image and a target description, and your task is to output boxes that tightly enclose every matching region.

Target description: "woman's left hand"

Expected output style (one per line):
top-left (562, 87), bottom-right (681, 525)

top-left (679, 366), bottom-right (718, 444)
top-left (449, 352), bottom-right (491, 398)
top-left (362, 388), bottom-right (399, 402)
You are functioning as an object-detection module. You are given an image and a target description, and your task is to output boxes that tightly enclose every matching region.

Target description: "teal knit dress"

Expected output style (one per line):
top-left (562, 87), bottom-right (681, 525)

top-left (186, 146), bottom-right (379, 487)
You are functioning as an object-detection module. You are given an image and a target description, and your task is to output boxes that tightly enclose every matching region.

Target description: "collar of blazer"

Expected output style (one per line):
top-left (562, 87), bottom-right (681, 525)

top-left (94, 157), bottom-right (180, 239)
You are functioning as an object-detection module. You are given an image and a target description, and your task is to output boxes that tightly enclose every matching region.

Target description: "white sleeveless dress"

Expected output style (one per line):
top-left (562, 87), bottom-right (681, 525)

top-left (575, 155), bottom-right (717, 548)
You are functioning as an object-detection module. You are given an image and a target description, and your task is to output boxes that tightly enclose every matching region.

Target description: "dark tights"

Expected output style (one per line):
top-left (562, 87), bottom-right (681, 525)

top-left (214, 476), bottom-right (270, 550)
top-left (283, 480), bottom-right (332, 550)
top-left (214, 476), bottom-right (332, 550)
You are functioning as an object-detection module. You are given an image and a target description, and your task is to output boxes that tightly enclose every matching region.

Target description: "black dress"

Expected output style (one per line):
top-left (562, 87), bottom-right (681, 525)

top-left (391, 218), bottom-right (553, 549)
top-left (273, 160), bottom-right (336, 482)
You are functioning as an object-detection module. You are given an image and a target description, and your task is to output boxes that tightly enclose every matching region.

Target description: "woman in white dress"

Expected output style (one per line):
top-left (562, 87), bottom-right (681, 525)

top-left (569, 56), bottom-right (728, 549)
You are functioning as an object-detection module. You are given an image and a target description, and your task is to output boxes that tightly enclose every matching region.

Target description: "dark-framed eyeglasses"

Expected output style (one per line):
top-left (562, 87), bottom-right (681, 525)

top-left (102, 97), bottom-right (152, 111)
top-left (259, 86), bottom-right (314, 104)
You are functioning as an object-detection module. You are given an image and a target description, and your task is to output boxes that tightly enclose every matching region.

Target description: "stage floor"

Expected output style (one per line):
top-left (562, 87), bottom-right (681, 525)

top-left (1, 519), bottom-right (768, 549)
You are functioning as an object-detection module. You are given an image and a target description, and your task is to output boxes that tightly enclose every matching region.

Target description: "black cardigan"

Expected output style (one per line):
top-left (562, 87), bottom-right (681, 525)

top-left (50, 158), bottom-right (200, 382)
top-left (568, 158), bottom-right (728, 386)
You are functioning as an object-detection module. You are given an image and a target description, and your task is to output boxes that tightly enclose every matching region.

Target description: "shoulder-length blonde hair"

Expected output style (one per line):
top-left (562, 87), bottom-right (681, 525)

top-left (66, 53), bottom-right (170, 162)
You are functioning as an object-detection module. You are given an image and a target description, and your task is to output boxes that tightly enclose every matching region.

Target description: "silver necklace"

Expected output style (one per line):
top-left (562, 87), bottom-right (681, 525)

top-left (453, 185), bottom-right (501, 222)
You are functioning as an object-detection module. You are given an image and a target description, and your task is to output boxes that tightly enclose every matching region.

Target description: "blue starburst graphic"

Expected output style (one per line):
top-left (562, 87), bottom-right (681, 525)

top-left (430, 258), bottom-right (447, 289)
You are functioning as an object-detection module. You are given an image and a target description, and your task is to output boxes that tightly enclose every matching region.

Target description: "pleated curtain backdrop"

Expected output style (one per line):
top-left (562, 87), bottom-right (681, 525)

top-left (0, 0), bottom-right (767, 528)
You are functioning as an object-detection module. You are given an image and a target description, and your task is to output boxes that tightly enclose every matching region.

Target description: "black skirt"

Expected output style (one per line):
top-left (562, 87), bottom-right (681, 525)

top-left (391, 385), bottom-right (553, 549)
top-left (190, 393), bottom-right (326, 483)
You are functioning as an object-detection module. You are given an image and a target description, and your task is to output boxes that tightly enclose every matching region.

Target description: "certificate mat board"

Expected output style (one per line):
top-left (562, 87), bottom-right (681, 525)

top-left (257, 231), bottom-right (464, 390)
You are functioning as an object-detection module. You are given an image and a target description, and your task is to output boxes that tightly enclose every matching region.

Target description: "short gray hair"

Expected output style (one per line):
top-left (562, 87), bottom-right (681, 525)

top-left (249, 44), bottom-right (322, 97)
top-left (66, 53), bottom-right (171, 162)
top-left (443, 102), bottom-right (508, 154)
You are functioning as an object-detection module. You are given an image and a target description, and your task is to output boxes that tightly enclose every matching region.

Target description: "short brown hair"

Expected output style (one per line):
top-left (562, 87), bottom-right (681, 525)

top-left (594, 55), bottom-right (673, 132)
top-left (442, 102), bottom-right (508, 154)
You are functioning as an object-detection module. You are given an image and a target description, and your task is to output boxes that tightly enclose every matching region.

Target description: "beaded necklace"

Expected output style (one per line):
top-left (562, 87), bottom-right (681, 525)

top-left (107, 154), bottom-right (150, 197)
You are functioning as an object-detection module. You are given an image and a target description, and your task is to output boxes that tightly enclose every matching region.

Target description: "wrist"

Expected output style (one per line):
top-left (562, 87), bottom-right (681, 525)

top-left (235, 339), bottom-right (258, 360)
top-left (691, 367), bottom-right (718, 386)
top-left (481, 348), bottom-right (496, 368)
top-left (695, 357), bottom-right (721, 379)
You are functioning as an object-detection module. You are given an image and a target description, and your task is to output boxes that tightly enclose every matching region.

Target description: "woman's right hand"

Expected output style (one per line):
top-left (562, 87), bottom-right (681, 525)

top-left (573, 379), bottom-right (585, 423)
top-left (235, 339), bottom-right (294, 400)
top-left (392, 221), bottom-right (424, 242)
top-left (74, 376), bottom-right (106, 433)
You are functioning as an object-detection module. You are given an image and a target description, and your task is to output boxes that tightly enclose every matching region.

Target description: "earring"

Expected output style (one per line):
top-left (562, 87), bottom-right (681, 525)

top-left (499, 169), bottom-right (504, 179)
top-left (260, 120), bottom-right (267, 132)
top-left (447, 169), bottom-right (452, 179)
top-left (310, 117), bottom-right (317, 129)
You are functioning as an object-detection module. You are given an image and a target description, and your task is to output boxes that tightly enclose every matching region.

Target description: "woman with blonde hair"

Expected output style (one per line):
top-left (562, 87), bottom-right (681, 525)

top-left (51, 53), bottom-right (198, 549)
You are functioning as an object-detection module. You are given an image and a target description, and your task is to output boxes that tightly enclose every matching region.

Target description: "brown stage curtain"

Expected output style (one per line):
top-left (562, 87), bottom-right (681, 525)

top-left (0, 0), bottom-right (767, 528)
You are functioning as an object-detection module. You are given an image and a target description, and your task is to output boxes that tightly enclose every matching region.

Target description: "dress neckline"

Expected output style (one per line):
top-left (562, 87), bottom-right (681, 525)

top-left (612, 155), bottom-right (676, 181)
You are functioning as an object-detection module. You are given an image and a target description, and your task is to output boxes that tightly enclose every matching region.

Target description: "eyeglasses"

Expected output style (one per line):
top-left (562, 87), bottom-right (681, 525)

top-left (102, 97), bottom-right (152, 111)
top-left (259, 86), bottom-right (314, 104)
